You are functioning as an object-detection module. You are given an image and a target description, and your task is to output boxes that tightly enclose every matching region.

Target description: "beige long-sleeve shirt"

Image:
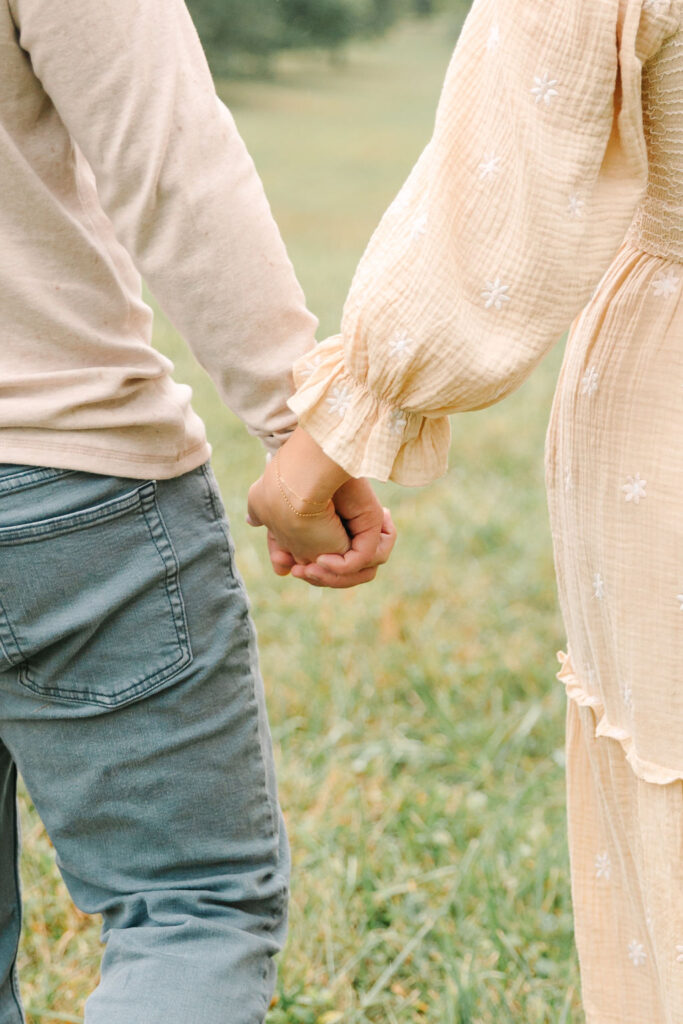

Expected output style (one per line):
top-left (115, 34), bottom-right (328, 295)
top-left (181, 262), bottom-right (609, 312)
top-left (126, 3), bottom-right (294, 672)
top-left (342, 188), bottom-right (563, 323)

top-left (288, 0), bottom-right (682, 485)
top-left (0, 0), bottom-right (318, 477)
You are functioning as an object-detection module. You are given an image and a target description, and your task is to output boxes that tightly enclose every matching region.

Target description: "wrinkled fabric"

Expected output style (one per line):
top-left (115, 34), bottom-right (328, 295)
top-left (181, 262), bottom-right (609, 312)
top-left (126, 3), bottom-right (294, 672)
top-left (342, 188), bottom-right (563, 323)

top-left (0, 0), bottom-right (318, 476)
top-left (289, 2), bottom-right (683, 1018)
top-left (289, 0), bottom-right (682, 484)
top-left (0, 460), bottom-right (289, 1023)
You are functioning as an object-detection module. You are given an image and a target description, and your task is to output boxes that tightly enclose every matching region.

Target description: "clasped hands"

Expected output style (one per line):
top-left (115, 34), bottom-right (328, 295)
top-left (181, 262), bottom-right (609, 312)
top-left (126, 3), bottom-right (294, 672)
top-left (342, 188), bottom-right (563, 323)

top-left (247, 426), bottom-right (396, 588)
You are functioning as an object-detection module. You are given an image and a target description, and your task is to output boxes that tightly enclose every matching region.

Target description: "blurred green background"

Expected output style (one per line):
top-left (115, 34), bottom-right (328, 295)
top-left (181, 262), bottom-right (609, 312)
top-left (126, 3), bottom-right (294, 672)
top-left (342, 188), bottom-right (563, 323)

top-left (17, 5), bottom-right (582, 1023)
top-left (185, 0), bottom-right (467, 75)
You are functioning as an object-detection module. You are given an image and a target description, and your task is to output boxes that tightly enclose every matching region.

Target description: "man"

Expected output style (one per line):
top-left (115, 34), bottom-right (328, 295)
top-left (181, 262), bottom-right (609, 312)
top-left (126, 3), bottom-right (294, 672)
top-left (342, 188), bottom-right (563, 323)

top-left (0, 0), bottom-right (391, 1020)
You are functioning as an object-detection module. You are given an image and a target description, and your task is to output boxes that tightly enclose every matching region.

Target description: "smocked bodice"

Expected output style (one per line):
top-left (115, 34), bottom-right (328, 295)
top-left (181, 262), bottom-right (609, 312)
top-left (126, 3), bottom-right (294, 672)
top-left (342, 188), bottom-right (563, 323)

top-left (628, 26), bottom-right (683, 259)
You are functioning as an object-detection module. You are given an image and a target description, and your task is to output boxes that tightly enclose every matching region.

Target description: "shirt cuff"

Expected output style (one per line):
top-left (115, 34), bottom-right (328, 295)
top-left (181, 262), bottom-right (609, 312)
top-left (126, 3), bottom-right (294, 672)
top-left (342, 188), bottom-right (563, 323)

top-left (286, 334), bottom-right (451, 486)
top-left (260, 429), bottom-right (295, 459)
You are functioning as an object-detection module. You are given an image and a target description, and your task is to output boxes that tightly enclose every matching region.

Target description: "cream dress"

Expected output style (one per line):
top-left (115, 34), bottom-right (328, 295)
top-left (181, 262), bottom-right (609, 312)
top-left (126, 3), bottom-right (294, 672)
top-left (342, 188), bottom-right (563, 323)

top-left (288, 0), bottom-right (683, 1019)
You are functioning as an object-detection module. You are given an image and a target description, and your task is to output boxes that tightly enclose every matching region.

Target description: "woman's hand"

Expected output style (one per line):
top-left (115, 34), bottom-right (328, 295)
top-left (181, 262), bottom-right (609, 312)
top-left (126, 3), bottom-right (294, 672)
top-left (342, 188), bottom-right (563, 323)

top-left (247, 426), bottom-right (352, 566)
top-left (247, 463), bottom-right (350, 566)
top-left (246, 427), bottom-right (397, 587)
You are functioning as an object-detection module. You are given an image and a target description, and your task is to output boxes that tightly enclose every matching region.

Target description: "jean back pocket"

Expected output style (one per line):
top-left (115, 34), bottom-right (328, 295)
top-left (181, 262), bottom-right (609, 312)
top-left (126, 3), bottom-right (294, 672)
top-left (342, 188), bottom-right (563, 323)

top-left (0, 476), bottom-right (192, 708)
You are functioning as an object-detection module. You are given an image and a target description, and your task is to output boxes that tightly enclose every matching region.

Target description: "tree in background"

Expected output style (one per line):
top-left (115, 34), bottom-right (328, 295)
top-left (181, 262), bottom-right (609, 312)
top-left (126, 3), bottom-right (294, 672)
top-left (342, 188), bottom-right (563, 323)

top-left (365, 0), bottom-right (399, 35)
top-left (278, 0), bottom-right (360, 49)
top-left (185, 0), bottom-right (458, 74)
top-left (187, 0), bottom-right (282, 64)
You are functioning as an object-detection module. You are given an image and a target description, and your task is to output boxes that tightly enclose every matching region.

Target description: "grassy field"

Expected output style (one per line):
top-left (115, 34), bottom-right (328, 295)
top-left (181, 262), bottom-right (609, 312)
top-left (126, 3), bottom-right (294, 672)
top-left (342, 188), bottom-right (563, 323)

top-left (16, 13), bottom-right (583, 1024)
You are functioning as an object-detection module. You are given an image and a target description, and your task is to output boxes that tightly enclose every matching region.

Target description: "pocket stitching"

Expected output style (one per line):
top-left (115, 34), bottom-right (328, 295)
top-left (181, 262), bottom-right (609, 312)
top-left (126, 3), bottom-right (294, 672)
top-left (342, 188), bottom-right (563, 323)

top-left (138, 481), bottom-right (193, 666)
top-left (199, 463), bottom-right (237, 578)
top-left (0, 481), bottom-right (154, 545)
top-left (0, 592), bottom-right (24, 666)
top-left (0, 466), bottom-right (77, 495)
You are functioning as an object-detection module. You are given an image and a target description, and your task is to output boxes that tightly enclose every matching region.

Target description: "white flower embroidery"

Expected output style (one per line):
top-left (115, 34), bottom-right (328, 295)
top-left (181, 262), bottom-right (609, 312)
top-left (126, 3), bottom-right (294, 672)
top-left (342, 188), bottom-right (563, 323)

top-left (581, 366), bottom-right (599, 396)
top-left (478, 154), bottom-right (502, 180)
top-left (568, 194), bottom-right (585, 218)
top-left (621, 681), bottom-right (634, 712)
top-left (676, 944), bottom-right (683, 963)
top-left (531, 73), bottom-right (559, 105)
top-left (482, 278), bottom-right (510, 310)
top-left (389, 409), bottom-right (408, 435)
top-left (644, 0), bottom-right (668, 13)
top-left (677, 593), bottom-right (683, 611)
top-left (622, 474), bottom-right (647, 504)
top-left (628, 940), bottom-right (647, 967)
top-left (389, 331), bottom-right (414, 359)
top-left (410, 214), bottom-right (427, 242)
top-left (595, 851), bottom-right (611, 880)
top-left (652, 269), bottom-right (681, 297)
top-left (593, 573), bottom-right (605, 600)
top-left (299, 354), bottom-right (322, 380)
top-left (564, 467), bottom-right (573, 492)
top-left (326, 384), bottom-right (352, 418)
top-left (486, 22), bottom-right (500, 52)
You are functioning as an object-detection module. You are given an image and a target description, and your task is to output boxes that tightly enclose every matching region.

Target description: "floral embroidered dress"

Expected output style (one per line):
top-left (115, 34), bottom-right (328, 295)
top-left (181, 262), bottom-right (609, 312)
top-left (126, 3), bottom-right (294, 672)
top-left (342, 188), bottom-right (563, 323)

top-left (289, 0), bottom-right (683, 1019)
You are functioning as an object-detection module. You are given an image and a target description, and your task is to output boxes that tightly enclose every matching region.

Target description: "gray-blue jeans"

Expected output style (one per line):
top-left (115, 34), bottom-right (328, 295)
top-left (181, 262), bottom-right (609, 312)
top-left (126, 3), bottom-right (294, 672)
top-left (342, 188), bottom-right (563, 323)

top-left (0, 460), bottom-right (289, 1023)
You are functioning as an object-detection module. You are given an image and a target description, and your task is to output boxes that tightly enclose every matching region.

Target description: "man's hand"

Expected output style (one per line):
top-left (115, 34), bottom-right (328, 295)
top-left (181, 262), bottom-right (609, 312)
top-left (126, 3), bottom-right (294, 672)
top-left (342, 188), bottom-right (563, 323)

top-left (291, 479), bottom-right (396, 588)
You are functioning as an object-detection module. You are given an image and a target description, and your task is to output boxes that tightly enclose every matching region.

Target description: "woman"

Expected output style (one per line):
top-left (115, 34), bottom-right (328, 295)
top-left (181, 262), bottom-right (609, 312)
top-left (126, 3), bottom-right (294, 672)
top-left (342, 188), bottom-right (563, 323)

top-left (250, 0), bottom-right (683, 1018)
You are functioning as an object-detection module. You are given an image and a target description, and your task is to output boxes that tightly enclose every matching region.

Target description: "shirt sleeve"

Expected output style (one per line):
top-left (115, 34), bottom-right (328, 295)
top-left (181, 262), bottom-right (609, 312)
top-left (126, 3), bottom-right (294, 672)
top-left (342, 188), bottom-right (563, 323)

top-left (287, 0), bottom-right (682, 485)
top-left (9, 0), bottom-right (319, 455)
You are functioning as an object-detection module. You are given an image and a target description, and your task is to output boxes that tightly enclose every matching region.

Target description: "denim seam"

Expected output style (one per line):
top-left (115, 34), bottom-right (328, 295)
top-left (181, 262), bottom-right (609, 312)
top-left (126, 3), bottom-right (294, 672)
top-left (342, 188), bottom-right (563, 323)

top-left (242, 610), bottom-right (280, 846)
top-left (0, 630), bottom-right (11, 667)
top-left (16, 481), bottom-right (193, 707)
top-left (0, 594), bottom-right (25, 666)
top-left (140, 483), bottom-right (192, 658)
top-left (199, 463), bottom-right (237, 578)
top-left (143, 483), bottom-right (194, 680)
top-left (0, 466), bottom-right (76, 496)
top-left (8, 763), bottom-right (25, 1024)
top-left (199, 464), bottom-right (280, 844)
top-left (0, 480), bottom-right (152, 545)
top-left (0, 466), bottom-right (55, 482)
top-left (262, 873), bottom-right (289, 931)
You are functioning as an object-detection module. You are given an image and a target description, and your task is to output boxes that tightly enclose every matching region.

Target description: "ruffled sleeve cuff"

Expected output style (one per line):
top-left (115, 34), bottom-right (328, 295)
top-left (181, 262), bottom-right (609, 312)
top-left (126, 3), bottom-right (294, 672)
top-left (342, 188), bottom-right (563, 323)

top-left (286, 335), bottom-right (451, 486)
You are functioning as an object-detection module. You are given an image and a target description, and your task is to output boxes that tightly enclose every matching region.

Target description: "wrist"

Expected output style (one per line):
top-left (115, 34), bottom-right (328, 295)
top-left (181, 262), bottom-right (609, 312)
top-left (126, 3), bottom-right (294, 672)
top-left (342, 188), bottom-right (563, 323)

top-left (274, 453), bottom-right (333, 519)
top-left (277, 426), bottom-right (352, 503)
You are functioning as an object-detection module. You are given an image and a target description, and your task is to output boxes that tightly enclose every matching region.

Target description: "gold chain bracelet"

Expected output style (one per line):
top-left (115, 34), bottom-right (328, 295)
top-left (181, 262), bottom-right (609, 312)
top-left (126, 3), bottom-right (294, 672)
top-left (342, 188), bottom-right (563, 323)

top-left (275, 450), bottom-right (330, 519)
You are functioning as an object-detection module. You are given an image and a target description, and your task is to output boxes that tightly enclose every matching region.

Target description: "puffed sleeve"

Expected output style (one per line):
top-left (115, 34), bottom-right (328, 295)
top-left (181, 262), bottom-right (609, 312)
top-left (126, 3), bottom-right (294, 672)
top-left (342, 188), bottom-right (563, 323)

top-left (287, 0), bottom-right (682, 485)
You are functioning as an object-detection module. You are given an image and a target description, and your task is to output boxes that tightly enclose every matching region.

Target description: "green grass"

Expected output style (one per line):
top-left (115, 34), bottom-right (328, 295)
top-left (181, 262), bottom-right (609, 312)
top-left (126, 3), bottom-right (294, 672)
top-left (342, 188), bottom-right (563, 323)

top-left (17, 14), bottom-right (583, 1024)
